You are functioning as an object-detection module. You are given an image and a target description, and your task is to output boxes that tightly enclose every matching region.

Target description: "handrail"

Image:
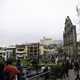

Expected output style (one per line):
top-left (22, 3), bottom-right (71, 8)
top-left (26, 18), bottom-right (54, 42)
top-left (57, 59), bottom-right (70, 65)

top-left (27, 71), bottom-right (50, 80)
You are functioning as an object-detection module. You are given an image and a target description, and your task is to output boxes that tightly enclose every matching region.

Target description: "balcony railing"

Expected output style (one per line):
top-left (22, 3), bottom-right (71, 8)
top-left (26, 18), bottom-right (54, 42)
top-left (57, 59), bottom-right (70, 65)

top-left (16, 50), bottom-right (26, 54)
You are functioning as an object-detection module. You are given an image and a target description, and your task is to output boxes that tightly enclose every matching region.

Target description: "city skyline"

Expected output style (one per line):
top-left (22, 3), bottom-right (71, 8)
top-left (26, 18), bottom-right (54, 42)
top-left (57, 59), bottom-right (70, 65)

top-left (0, 0), bottom-right (79, 46)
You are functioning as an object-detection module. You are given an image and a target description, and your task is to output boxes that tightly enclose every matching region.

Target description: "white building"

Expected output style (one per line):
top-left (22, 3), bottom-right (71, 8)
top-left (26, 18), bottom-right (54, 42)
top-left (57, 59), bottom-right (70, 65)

top-left (39, 37), bottom-right (63, 61)
top-left (16, 44), bottom-right (27, 60)
top-left (40, 37), bottom-right (62, 55)
top-left (1, 46), bottom-right (16, 61)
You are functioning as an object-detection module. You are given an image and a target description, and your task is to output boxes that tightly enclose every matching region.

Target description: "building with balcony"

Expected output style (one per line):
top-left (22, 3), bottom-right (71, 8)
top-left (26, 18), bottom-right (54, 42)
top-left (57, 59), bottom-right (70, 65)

top-left (27, 43), bottom-right (40, 62)
top-left (63, 16), bottom-right (77, 56)
top-left (16, 44), bottom-right (27, 60)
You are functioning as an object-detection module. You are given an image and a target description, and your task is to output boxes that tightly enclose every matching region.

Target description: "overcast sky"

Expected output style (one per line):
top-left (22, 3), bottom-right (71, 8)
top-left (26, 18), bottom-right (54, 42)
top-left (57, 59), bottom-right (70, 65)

top-left (0, 0), bottom-right (79, 46)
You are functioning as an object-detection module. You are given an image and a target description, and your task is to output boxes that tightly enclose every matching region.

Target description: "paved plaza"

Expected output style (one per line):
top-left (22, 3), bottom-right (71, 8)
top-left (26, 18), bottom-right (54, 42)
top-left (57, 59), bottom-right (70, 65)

top-left (63, 69), bottom-right (80, 80)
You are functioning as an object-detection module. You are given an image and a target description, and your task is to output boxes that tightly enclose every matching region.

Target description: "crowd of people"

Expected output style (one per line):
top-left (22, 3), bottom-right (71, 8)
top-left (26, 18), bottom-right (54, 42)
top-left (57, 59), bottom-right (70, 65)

top-left (61, 56), bottom-right (80, 80)
top-left (0, 56), bottom-right (80, 80)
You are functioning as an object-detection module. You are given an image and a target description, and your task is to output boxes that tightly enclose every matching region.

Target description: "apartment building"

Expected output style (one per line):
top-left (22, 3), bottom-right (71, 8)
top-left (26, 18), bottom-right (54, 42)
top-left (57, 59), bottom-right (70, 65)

top-left (27, 43), bottom-right (40, 62)
top-left (16, 44), bottom-right (27, 60)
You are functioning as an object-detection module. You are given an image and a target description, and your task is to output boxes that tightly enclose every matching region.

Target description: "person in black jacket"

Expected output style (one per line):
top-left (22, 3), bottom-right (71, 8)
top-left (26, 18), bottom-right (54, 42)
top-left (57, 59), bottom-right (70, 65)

top-left (16, 59), bottom-right (23, 80)
top-left (63, 58), bottom-right (70, 79)
top-left (0, 62), bottom-right (5, 80)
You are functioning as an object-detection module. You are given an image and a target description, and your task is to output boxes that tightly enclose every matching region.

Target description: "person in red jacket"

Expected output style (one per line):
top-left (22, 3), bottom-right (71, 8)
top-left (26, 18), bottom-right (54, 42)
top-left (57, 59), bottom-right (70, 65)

top-left (4, 59), bottom-right (20, 80)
